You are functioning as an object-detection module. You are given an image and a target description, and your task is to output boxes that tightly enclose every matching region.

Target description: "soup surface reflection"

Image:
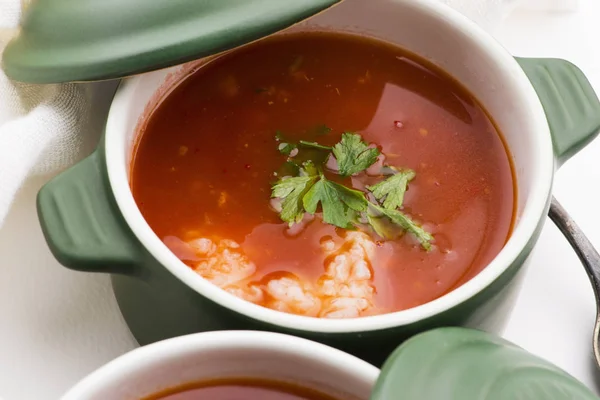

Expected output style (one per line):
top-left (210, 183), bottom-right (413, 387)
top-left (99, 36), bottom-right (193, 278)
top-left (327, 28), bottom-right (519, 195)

top-left (144, 378), bottom-right (345, 400)
top-left (131, 32), bottom-right (515, 318)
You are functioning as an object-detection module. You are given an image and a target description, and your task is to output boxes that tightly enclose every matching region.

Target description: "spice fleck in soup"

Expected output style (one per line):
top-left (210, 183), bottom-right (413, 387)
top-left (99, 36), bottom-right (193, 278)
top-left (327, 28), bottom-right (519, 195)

top-left (131, 32), bottom-right (515, 318)
top-left (143, 378), bottom-right (346, 400)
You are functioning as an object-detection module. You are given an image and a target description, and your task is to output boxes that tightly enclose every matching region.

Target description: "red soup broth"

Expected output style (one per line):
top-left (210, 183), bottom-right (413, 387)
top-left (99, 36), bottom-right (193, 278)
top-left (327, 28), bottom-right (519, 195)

top-left (131, 32), bottom-right (515, 317)
top-left (143, 378), bottom-right (345, 400)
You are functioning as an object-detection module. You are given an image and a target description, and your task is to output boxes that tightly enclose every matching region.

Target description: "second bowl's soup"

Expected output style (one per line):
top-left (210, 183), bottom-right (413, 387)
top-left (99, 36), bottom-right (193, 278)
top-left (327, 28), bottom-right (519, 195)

top-left (144, 378), bottom-right (345, 400)
top-left (131, 32), bottom-right (515, 318)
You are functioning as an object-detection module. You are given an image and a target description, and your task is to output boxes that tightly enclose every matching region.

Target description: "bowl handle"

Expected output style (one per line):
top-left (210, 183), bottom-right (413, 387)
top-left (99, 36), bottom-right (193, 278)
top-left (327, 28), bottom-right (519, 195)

top-left (516, 57), bottom-right (600, 167)
top-left (37, 149), bottom-right (142, 275)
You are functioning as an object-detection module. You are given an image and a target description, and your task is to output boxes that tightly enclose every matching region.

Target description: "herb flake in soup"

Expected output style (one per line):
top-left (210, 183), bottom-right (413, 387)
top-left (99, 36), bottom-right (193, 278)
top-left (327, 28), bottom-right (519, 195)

top-left (131, 32), bottom-right (516, 318)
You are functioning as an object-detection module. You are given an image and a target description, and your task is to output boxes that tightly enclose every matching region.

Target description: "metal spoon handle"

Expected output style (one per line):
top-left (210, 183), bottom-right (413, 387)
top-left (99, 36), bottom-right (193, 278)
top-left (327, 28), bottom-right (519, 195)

top-left (548, 196), bottom-right (600, 365)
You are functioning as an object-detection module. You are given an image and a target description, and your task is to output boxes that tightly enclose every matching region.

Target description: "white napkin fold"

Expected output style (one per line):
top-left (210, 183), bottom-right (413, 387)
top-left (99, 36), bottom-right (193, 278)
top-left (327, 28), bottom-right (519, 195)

top-left (0, 0), bottom-right (577, 230)
top-left (0, 0), bottom-right (94, 227)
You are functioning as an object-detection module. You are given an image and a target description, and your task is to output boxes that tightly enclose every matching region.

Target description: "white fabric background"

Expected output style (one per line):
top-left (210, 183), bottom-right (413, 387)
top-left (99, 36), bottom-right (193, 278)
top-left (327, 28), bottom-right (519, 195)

top-left (0, 0), bottom-right (97, 226)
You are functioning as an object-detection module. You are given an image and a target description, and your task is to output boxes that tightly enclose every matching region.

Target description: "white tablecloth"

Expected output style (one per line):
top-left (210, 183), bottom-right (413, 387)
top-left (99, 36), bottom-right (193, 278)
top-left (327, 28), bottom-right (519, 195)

top-left (1, 3), bottom-right (599, 399)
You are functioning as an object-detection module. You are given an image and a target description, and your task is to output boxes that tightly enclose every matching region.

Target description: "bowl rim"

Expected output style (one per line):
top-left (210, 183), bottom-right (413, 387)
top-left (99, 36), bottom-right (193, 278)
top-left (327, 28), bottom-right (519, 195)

top-left (61, 330), bottom-right (380, 399)
top-left (104, 0), bottom-right (554, 333)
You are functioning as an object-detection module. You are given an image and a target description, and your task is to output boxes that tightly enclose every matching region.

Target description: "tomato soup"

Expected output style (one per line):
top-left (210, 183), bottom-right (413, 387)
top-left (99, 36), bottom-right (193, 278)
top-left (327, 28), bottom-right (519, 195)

top-left (144, 378), bottom-right (344, 400)
top-left (131, 32), bottom-right (515, 318)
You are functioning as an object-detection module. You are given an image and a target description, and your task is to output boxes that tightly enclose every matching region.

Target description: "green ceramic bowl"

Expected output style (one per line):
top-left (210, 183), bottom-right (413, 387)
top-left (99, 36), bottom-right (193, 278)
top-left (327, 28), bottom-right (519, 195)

top-left (37, 0), bottom-right (600, 366)
top-left (61, 329), bottom-right (599, 399)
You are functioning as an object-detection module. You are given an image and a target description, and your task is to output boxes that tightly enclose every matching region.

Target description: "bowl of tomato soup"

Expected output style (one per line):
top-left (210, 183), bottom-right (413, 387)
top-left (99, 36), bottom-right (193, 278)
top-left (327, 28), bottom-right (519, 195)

top-left (61, 330), bottom-right (599, 400)
top-left (61, 331), bottom-right (377, 400)
top-left (36, 0), bottom-right (600, 364)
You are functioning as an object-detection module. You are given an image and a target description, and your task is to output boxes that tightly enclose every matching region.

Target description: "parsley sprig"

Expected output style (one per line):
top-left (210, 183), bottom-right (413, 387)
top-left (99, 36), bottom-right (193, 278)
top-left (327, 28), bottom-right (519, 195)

top-left (367, 205), bottom-right (433, 250)
top-left (367, 168), bottom-right (416, 211)
top-left (270, 131), bottom-right (433, 250)
top-left (304, 175), bottom-right (368, 229)
top-left (333, 133), bottom-right (381, 176)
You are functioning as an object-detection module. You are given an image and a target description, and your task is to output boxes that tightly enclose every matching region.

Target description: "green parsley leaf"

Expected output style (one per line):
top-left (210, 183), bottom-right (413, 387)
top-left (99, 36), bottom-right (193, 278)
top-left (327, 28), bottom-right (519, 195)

top-left (369, 204), bottom-right (433, 250)
top-left (271, 175), bottom-right (318, 225)
top-left (300, 160), bottom-right (318, 177)
top-left (367, 169), bottom-right (416, 210)
top-left (333, 133), bottom-right (380, 176)
top-left (303, 176), bottom-right (368, 229)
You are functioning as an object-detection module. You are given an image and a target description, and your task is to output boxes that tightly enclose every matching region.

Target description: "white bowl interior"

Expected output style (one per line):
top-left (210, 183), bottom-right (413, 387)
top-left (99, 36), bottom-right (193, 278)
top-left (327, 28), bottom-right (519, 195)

top-left (62, 331), bottom-right (378, 400)
top-left (106, 0), bottom-right (553, 332)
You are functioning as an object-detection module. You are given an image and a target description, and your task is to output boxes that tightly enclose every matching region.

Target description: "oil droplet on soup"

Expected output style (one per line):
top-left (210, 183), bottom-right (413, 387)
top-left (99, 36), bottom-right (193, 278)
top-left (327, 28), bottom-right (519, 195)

top-left (131, 32), bottom-right (515, 317)
top-left (143, 378), bottom-right (348, 400)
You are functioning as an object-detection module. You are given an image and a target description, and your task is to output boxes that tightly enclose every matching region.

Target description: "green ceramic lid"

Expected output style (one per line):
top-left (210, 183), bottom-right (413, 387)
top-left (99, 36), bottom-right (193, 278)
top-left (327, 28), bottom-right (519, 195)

top-left (2, 0), bottom-right (340, 84)
top-left (371, 327), bottom-right (599, 400)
